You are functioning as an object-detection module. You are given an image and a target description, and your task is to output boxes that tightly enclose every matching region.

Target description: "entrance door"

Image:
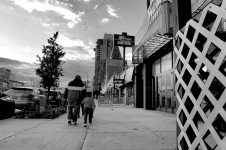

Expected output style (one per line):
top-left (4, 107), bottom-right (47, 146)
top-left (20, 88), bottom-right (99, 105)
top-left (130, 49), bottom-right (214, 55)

top-left (166, 71), bottom-right (174, 112)
top-left (152, 76), bottom-right (156, 108)
top-left (156, 76), bottom-right (161, 109)
top-left (161, 74), bottom-right (166, 109)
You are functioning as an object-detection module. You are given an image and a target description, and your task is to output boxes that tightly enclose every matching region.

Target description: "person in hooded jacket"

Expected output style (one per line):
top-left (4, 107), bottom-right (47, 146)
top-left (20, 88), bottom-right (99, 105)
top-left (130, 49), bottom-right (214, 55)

top-left (67, 75), bottom-right (86, 125)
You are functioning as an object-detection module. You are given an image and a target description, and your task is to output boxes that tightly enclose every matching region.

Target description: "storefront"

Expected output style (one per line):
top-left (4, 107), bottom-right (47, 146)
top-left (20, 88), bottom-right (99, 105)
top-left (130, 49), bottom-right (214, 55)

top-left (132, 0), bottom-right (175, 112)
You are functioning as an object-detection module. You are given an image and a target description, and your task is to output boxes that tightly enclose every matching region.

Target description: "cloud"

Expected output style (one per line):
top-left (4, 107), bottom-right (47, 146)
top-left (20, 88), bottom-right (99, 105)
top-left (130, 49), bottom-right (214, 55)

top-left (10, 0), bottom-right (85, 28)
top-left (79, 0), bottom-right (91, 2)
top-left (57, 34), bottom-right (95, 61)
top-left (0, 46), bottom-right (39, 64)
top-left (60, 59), bottom-right (95, 86)
top-left (106, 5), bottom-right (119, 18)
top-left (0, 57), bottom-right (39, 81)
top-left (42, 22), bottom-right (50, 27)
top-left (101, 18), bottom-right (110, 23)
top-left (93, 4), bottom-right (98, 10)
top-left (88, 41), bottom-right (95, 47)
top-left (57, 34), bottom-right (87, 48)
top-left (0, 57), bottom-right (95, 86)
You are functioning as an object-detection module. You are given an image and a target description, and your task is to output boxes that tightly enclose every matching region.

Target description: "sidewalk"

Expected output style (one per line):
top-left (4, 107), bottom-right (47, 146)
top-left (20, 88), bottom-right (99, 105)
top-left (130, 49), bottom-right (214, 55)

top-left (0, 106), bottom-right (176, 150)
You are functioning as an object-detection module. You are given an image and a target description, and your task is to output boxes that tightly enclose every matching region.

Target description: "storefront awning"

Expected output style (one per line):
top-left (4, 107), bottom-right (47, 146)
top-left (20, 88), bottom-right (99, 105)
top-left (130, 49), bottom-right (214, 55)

top-left (132, 30), bottom-right (173, 63)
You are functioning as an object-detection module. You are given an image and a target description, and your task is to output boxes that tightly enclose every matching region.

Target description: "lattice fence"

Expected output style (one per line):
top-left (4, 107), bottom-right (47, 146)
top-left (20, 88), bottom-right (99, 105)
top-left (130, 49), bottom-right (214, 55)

top-left (174, 1), bottom-right (226, 150)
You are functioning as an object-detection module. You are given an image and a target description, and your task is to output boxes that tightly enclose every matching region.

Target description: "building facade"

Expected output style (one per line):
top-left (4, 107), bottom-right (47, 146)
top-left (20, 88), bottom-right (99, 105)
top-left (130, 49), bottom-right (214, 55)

top-left (132, 0), bottom-right (226, 149)
top-left (93, 34), bottom-right (123, 98)
top-left (132, 0), bottom-right (174, 111)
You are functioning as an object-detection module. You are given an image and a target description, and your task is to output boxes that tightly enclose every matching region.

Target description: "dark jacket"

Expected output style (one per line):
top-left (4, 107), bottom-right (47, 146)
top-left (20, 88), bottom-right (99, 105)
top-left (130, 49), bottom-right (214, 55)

top-left (67, 78), bottom-right (86, 106)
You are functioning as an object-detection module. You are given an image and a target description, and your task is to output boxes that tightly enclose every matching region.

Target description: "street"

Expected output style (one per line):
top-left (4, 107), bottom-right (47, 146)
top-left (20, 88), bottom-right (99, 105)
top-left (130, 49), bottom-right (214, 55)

top-left (0, 106), bottom-right (176, 150)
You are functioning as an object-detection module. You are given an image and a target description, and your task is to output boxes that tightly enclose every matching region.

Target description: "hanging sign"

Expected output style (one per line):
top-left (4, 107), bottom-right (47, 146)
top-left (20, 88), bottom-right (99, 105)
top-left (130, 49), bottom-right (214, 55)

top-left (113, 79), bottom-right (124, 84)
top-left (114, 33), bottom-right (135, 47)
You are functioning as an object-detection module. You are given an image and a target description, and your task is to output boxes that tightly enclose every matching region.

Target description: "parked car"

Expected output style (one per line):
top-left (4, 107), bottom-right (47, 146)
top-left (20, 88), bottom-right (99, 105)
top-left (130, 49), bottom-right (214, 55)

top-left (45, 90), bottom-right (62, 108)
top-left (0, 96), bottom-right (15, 118)
top-left (3, 87), bottom-right (46, 113)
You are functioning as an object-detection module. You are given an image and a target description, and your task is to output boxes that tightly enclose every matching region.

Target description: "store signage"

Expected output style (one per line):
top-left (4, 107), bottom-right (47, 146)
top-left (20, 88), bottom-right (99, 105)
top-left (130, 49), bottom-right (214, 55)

top-left (147, 0), bottom-right (162, 25)
top-left (113, 79), bottom-right (124, 84)
top-left (114, 34), bottom-right (135, 47)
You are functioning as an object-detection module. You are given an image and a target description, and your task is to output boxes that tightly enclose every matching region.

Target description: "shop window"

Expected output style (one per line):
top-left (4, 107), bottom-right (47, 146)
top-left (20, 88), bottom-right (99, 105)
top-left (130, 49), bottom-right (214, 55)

top-left (161, 76), bottom-right (166, 107)
top-left (212, 114), bottom-right (226, 139)
top-left (183, 69), bottom-right (192, 86)
top-left (200, 96), bottom-right (214, 118)
top-left (209, 77), bottom-right (225, 100)
top-left (186, 125), bottom-right (196, 144)
top-left (203, 130), bottom-right (218, 150)
top-left (195, 33), bottom-right (207, 52)
top-left (189, 52), bottom-right (198, 70)
top-left (215, 18), bottom-right (226, 42)
top-left (184, 96), bottom-right (194, 114)
top-left (181, 43), bottom-right (190, 59)
top-left (191, 81), bottom-right (201, 99)
top-left (177, 59), bottom-right (184, 74)
top-left (186, 25), bottom-right (196, 42)
top-left (206, 43), bottom-right (221, 64)
top-left (198, 64), bottom-right (210, 83)
top-left (219, 56), bottom-right (226, 77)
top-left (161, 52), bottom-right (172, 72)
top-left (154, 59), bottom-right (161, 74)
top-left (193, 111), bottom-right (204, 131)
top-left (175, 36), bottom-right (182, 50)
top-left (202, 11), bottom-right (217, 31)
top-left (178, 84), bottom-right (185, 100)
top-left (179, 109), bottom-right (187, 126)
top-left (180, 137), bottom-right (188, 150)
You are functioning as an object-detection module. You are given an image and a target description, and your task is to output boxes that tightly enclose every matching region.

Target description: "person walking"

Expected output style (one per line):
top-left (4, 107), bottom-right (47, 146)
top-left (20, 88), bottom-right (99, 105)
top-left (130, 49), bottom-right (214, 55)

top-left (77, 102), bottom-right (84, 118)
top-left (63, 88), bottom-right (68, 106)
top-left (82, 92), bottom-right (95, 127)
top-left (67, 75), bottom-right (86, 125)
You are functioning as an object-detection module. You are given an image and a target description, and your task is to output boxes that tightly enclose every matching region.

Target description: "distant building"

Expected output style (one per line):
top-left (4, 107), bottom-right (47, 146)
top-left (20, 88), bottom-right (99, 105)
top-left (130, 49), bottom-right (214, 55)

top-left (23, 80), bottom-right (40, 87)
top-left (93, 33), bottom-right (124, 97)
top-left (8, 80), bottom-right (25, 88)
top-left (0, 68), bottom-right (11, 92)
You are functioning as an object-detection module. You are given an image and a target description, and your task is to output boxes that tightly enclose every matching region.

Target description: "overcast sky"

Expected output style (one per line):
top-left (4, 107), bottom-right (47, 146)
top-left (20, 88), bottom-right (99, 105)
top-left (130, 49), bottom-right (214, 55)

top-left (0, 0), bottom-right (146, 87)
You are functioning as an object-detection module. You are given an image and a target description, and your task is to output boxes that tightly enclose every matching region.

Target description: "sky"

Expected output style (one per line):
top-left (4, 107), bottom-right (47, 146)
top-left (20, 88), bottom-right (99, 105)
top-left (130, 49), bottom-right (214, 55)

top-left (0, 0), bottom-right (146, 87)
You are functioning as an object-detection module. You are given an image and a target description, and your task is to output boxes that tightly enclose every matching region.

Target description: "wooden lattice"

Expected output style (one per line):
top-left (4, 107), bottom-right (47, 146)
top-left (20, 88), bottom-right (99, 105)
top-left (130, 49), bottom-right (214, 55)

top-left (174, 1), bottom-right (226, 150)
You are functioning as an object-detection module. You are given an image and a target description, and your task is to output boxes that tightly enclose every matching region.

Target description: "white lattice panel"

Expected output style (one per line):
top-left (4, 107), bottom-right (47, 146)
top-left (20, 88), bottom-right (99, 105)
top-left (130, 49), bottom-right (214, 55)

top-left (174, 1), bottom-right (226, 150)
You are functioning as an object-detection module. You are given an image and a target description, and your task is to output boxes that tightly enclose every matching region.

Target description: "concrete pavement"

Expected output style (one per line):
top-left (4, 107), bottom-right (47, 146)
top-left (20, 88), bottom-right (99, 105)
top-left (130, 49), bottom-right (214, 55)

top-left (0, 105), bottom-right (176, 150)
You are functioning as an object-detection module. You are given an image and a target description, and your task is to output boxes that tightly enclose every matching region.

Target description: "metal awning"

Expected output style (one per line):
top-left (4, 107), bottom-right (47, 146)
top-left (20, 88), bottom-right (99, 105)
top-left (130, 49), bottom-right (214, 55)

top-left (132, 30), bottom-right (173, 62)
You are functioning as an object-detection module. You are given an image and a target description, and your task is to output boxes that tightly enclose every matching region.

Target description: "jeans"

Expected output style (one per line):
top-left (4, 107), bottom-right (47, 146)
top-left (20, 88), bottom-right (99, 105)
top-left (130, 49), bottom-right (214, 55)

top-left (77, 104), bottom-right (84, 117)
top-left (67, 104), bottom-right (80, 122)
top-left (84, 107), bottom-right (93, 124)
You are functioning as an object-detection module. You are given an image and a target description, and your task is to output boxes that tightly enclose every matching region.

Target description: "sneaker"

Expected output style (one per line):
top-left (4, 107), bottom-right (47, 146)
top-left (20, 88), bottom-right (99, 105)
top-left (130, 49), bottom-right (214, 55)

top-left (89, 123), bottom-right (92, 125)
top-left (68, 120), bottom-right (71, 125)
top-left (72, 121), bottom-right (77, 125)
top-left (84, 124), bottom-right (87, 127)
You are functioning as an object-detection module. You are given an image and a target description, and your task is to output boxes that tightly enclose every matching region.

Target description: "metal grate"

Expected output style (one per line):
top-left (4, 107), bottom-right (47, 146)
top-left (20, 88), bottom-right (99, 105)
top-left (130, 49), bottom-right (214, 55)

top-left (174, 1), bottom-right (226, 150)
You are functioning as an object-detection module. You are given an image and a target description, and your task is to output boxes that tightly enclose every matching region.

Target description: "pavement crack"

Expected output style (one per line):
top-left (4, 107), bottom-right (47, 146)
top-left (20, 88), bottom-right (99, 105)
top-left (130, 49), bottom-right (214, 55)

top-left (76, 126), bottom-right (89, 150)
top-left (0, 119), bottom-right (51, 142)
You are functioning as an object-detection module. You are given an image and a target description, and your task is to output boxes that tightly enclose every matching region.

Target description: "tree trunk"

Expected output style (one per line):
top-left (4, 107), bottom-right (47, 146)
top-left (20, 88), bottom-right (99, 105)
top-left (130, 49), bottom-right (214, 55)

top-left (46, 87), bottom-right (50, 109)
